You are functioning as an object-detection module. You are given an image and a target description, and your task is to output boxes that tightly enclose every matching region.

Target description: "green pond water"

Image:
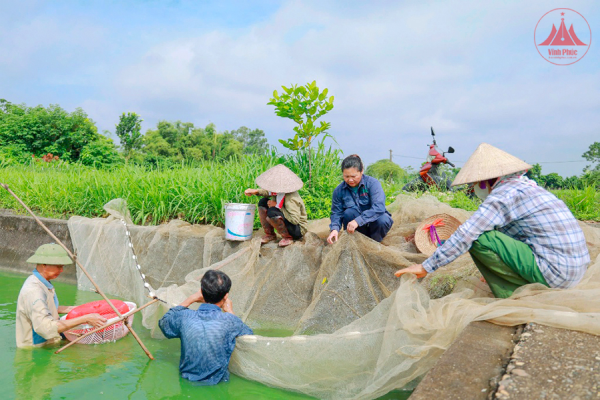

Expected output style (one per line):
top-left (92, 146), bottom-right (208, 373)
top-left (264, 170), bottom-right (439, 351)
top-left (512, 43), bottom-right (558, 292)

top-left (1, 271), bottom-right (411, 399)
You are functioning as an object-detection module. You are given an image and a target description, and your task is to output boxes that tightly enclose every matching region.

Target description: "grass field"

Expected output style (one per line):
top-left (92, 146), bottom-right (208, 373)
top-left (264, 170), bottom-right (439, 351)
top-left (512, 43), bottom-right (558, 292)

top-left (0, 149), bottom-right (342, 226)
top-left (1, 158), bottom-right (598, 226)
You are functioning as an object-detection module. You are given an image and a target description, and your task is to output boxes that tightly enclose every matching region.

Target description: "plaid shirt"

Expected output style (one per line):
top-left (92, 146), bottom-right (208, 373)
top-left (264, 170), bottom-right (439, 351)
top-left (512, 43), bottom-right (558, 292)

top-left (423, 178), bottom-right (590, 288)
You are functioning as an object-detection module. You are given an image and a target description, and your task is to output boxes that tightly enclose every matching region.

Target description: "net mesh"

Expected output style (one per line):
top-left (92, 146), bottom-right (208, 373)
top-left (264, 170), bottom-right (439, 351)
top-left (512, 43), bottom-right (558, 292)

top-left (67, 195), bottom-right (600, 399)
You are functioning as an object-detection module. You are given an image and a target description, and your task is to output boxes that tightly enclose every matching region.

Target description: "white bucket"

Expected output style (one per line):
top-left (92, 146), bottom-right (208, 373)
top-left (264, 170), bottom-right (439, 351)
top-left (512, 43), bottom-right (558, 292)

top-left (224, 203), bottom-right (256, 241)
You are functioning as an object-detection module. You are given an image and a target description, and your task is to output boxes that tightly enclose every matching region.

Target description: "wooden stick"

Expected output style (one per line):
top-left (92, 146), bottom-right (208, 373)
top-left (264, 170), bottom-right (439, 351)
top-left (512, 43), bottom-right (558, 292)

top-left (55, 298), bottom-right (159, 354)
top-left (1, 183), bottom-right (155, 360)
top-left (124, 319), bottom-right (154, 360)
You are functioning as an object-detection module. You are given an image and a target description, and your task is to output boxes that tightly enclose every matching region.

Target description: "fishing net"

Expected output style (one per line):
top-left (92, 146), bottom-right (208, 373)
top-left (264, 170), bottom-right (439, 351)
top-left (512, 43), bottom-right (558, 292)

top-left (67, 195), bottom-right (600, 399)
top-left (60, 301), bottom-right (136, 344)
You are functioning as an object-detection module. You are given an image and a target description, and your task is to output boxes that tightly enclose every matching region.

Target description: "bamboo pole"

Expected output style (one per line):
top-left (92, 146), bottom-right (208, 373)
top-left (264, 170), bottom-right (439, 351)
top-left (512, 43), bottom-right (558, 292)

top-left (1, 183), bottom-right (155, 360)
top-left (55, 298), bottom-right (159, 354)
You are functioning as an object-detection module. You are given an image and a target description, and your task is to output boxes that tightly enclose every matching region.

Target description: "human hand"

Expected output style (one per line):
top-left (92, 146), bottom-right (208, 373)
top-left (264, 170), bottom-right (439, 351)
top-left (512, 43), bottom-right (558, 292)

top-left (190, 290), bottom-right (204, 304)
top-left (86, 313), bottom-right (108, 328)
top-left (222, 298), bottom-right (233, 314)
top-left (327, 230), bottom-right (339, 244)
top-left (180, 290), bottom-right (204, 308)
top-left (394, 264), bottom-right (428, 279)
top-left (244, 188), bottom-right (258, 196)
top-left (267, 199), bottom-right (276, 208)
top-left (346, 220), bottom-right (358, 233)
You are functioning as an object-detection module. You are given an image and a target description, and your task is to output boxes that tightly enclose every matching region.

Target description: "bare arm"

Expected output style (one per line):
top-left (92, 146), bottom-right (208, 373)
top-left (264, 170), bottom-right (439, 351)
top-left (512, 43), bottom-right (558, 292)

top-left (57, 313), bottom-right (107, 333)
top-left (57, 305), bottom-right (75, 314)
top-left (180, 290), bottom-right (204, 308)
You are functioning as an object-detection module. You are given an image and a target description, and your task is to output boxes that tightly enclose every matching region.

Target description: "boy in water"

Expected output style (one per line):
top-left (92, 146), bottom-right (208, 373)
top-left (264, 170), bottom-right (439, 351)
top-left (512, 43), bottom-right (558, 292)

top-left (159, 270), bottom-right (252, 384)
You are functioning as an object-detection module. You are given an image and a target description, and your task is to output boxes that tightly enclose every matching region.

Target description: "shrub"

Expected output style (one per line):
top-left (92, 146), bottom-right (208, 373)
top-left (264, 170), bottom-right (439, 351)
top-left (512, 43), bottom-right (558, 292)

top-left (366, 160), bottom-right (407, 183)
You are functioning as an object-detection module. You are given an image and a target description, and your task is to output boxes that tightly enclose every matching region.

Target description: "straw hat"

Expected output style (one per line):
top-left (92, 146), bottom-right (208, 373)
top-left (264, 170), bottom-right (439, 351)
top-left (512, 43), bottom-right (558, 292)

top-left (451, 143), bottom-right (532, 187)
top-left (27, 243), bottom-right (73, 265)
top-left (415, 214), bottom-right (462, 256)
top-left (255, 164), bottom-right (303, 193)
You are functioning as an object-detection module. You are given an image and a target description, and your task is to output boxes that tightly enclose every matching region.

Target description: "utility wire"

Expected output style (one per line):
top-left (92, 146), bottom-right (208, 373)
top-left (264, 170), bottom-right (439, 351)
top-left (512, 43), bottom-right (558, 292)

top-left (392, 153), bottom-right (587, 165)
top-left (536, 160), bottom-right (588, 164)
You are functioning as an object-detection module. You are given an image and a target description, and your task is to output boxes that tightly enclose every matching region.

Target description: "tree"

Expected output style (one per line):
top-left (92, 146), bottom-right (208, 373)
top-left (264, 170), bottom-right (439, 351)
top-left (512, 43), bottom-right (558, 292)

top-left (115, 112), bottom-right (143, 160)
top-left (543, 172), bottom-right (564, 189)
top-left (526, 163), bottom-right (543, 182)
top-left (366, 160), bottom-right (407, 183)
top-left (79, 132), bottom-right (122, 168)
top-left (0, 99), bottom-right (99, 162)
top-left (268, 81), bottom-right (334, 185)
top-left (230, 126), bottom-right (269, 155)
top-left (563, 175), bottom-right (582, 189)
top-left (583, 142), bottom-right (600, 172)
top-left (141, 121), bottom-right (244, 163)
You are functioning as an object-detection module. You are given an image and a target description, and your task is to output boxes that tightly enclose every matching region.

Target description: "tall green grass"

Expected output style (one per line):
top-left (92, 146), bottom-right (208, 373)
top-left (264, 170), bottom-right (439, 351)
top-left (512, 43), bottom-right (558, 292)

top-left (0, 147), bottom-right (342, 226)
top-left (1, 151), bottom-right (597, 226)
top-left (552, 187), bottom-right (600, 221)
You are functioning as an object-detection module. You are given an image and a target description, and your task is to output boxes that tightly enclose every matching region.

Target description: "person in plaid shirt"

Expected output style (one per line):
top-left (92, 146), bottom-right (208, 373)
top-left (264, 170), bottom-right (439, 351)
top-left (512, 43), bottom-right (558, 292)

top-left (395, 143), bottom-right (590, 298)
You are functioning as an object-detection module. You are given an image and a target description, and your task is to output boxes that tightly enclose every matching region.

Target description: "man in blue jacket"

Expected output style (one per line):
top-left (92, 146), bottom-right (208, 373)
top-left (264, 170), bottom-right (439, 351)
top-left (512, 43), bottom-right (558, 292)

top-left (327, 154), bottom-right (393, 244)
top-left (159, 270), bottom-right (253, 384)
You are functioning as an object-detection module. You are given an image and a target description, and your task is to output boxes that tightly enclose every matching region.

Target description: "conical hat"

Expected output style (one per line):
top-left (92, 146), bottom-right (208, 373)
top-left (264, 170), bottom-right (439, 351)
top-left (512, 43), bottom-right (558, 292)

top-left (255, 164), bottom-right (303, 193)
top-left (415, 214), bottom-right (462, 256)
top-left (451, 143), bottom-right (532, 187)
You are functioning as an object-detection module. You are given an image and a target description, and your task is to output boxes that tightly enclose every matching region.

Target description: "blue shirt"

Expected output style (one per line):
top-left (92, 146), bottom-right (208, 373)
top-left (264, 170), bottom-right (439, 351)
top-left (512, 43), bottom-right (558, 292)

top-left (423, 178), bottom-right (590, 288)
top-left (159, 303), bottom-right (253, 385)
top-left (329, 174), bottom-right (391, 231)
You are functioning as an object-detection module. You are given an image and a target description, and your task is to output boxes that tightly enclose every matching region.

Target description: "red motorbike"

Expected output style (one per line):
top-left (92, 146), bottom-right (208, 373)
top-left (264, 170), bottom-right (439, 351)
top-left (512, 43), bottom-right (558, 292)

top-left (403, 127), bottom-right (456, 192)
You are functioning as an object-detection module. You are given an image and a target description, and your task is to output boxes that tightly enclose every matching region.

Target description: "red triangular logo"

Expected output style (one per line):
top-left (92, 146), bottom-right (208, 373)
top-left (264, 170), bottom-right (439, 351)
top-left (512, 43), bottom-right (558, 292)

top-left (569, 24), bottom-right (587, 45)
top-left (539, 24), bottom-right (557, 46)
top-left (538, 18), bottom-right (587, 46)
top-left (550, 19), bottom-right (575, 45)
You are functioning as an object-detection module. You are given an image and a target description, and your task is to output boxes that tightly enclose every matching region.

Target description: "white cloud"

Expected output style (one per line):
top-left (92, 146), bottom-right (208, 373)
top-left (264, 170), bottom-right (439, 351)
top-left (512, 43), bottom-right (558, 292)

top-left (1, 0), bottom-right (598, 176)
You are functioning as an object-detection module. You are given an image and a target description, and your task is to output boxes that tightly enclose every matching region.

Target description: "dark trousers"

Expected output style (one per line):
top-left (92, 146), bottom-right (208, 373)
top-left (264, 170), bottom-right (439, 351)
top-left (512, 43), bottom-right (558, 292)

top-left (342, 208), bottom-right (393, 243)
top-left (258, 197), bottom-right (302, 240)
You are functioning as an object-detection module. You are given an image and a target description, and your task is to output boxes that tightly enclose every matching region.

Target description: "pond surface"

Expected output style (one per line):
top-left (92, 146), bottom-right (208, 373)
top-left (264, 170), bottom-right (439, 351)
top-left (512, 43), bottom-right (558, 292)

top-left (0, 271), bottom-right (411, 399)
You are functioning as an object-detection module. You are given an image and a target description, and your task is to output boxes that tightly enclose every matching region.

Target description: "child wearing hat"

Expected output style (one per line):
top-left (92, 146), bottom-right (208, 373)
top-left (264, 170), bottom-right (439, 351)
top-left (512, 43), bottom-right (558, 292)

top-left (245, 164), bottom-right (308, 247)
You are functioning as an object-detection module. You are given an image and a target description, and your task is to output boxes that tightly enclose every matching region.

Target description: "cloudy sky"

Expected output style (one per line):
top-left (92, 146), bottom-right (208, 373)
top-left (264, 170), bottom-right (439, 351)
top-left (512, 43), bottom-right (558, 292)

top-left (1, 0), bottom-right (598, 175)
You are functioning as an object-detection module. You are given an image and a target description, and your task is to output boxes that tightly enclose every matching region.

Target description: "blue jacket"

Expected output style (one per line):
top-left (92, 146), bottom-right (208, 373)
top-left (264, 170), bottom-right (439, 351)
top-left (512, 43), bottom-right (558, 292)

top-left (329, 174), bottom-right (391, 231)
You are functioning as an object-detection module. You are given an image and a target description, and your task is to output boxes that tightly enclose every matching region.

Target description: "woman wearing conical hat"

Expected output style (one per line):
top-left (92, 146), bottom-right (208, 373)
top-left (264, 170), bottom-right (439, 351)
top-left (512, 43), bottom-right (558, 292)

top-left (245, 164), bottom-right (308, 247)
top-left (395, 143), bottom-right (590, 298)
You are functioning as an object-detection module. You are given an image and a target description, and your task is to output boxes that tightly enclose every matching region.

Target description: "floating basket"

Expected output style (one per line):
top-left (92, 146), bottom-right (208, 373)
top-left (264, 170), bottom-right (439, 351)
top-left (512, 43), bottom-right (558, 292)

top-left (60, 301), bottom-right (137, 344)
top-left (414, 214), bottom-right (462, 256)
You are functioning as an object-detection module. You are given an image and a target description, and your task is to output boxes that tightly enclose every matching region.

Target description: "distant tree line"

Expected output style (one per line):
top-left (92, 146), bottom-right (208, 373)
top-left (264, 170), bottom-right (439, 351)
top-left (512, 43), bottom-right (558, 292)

top-left (526, 162), bottom-right (600, 189)
top-left (0, 99), bottom-right (270, 168)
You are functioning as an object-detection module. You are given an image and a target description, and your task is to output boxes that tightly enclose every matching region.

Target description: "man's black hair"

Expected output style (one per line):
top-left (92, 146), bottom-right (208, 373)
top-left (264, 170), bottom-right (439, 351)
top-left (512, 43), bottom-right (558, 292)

top-left (201, 270), bottom-right (232, 304)
top-left (341, 154), bottom-right (364, 172)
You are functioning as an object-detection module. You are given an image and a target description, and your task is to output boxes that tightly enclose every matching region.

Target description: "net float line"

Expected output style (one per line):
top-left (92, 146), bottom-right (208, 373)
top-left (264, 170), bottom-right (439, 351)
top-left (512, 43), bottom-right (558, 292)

top-left (0, 183), bottom-right (154, 360)
top-left (119, 217), bottom-right (167, 304)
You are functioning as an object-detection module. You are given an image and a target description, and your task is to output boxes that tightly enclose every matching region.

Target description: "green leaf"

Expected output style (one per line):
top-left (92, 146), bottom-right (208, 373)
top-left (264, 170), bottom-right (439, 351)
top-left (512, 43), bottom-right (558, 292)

top-left (273, 90), bottom-right (279, 99)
